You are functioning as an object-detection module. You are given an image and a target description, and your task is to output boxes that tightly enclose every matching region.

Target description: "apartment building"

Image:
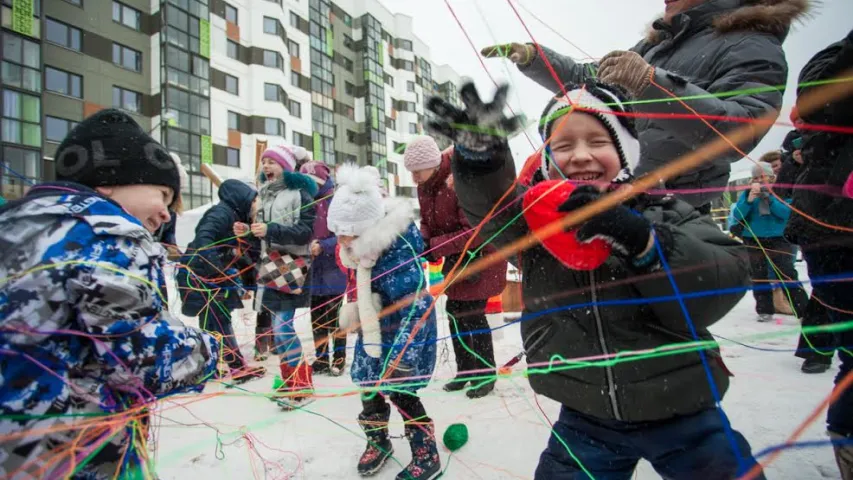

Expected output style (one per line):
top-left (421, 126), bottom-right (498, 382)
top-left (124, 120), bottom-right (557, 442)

top-left (0, 0), bottom-right (461, 208)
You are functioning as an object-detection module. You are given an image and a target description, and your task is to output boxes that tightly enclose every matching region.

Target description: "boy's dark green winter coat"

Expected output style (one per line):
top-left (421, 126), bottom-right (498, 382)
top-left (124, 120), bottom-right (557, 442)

top-left (452, 147), bottom-right (750, 423)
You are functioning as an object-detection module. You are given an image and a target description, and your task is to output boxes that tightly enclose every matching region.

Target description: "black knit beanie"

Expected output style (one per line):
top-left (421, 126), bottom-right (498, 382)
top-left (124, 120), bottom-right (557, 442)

top-left (54, 109), bottom-right (180, 201)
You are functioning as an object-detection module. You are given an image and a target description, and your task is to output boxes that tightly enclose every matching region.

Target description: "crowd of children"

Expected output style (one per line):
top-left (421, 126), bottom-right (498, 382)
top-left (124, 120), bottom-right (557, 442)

top-left (2, 26), bottom-right (852, 480)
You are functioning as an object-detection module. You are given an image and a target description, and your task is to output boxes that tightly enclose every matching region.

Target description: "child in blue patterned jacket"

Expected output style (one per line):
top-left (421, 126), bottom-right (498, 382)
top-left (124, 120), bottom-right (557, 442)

top-left (0, 109), bottom-right (218, 480)
top-left (327, 164), bottom-right (441, 480)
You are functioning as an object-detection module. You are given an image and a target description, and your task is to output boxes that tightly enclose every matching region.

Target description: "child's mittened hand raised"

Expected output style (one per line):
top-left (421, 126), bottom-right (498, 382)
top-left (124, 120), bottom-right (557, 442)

top-left (558, 186), bottom-right (653, 260)
top-left (426, 82), bottom-right (525, 158)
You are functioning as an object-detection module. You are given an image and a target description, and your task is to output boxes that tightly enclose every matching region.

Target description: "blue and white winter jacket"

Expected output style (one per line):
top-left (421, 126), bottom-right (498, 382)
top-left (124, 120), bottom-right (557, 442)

top-left (339, 198), bottom-right (437, 395)
top-left (0, 182), bottom-right (218, 480)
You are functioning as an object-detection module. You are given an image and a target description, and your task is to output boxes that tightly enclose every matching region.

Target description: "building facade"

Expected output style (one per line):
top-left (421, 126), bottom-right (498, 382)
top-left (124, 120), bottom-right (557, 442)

top-left (1, 0), bottom-right (461, 209)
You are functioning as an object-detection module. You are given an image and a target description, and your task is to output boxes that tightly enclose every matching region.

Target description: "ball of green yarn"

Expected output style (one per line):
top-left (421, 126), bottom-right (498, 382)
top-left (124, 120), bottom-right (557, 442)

top-left (272, 375), bottom-right (285, 391)
top-left (443, 423), bottom-right (469, 452)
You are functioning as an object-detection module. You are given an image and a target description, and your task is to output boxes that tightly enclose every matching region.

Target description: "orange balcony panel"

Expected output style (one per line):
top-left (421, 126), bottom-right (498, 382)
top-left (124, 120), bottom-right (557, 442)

top-left (228, 130), bottom-right (241, 149)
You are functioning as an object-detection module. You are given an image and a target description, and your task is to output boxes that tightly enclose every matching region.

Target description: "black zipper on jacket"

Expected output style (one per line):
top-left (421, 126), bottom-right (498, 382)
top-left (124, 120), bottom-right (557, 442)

top-left (589, 269), bottom-right (623, 420)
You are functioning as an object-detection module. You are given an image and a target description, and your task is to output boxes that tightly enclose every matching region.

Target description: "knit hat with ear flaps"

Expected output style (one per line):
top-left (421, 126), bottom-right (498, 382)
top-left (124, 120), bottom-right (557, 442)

top-left (539, 82), bottom-right (640, 182)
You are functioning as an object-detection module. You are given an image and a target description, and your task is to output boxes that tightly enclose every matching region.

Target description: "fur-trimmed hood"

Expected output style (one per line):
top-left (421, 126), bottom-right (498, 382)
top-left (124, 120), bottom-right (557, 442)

top-left (646, 0), bottom-right (809, 44)
top-left (341, 197), bottom-right (415, 268)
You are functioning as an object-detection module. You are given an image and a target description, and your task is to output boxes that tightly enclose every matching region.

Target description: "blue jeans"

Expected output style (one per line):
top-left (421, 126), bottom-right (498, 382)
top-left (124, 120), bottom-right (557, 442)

top-left (271, 310), bottom-right (302, 367)
top-left (802, 246), bottom-right (853, 437)
top-left (534, 407), bottom-right (764, 480)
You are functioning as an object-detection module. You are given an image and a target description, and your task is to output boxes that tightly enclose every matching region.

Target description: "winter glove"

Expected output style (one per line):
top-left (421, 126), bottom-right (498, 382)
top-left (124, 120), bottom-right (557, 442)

top-left (557, 186), bottom-right (654, 260)
top-left (426, 82), bottom-right (525, 161)
top-left (598, 51), bottom-right (654, 98)
top-left (480, 42), bottom-right (537, 67)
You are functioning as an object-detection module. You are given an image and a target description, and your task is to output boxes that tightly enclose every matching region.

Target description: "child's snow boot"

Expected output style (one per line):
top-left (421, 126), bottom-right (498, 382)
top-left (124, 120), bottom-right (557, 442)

top-left (465, 378), bottom-right (495, 399)
top-left (357, 406), bottom-right (394, 476)
top-left (395, 420), bottom-right (441, 480)
top-left (230, 365), bottom-right (266, 385)
top-left (274, 361), bottom-right (314, 409)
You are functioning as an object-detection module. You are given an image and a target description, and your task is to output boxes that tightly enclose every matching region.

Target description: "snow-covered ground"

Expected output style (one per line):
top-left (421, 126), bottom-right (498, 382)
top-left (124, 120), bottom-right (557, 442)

top-left (154, 266), bottom-right (842, 479)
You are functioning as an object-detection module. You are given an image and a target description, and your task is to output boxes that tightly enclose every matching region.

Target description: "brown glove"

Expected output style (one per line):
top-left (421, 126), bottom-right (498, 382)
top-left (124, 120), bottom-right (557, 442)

top-left (481, 42), bottom-right (536, 67)
top-left (598, 50), bottom-right (654, 98)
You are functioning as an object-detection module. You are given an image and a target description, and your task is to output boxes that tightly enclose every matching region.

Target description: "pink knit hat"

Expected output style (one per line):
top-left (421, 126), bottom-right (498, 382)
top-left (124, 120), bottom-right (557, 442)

top-left (403, 136), bottom-right (441, 172)
top-left (299, 161), bottom-right (331, 186)
top-left (261, 145), bottom-right (297, 173)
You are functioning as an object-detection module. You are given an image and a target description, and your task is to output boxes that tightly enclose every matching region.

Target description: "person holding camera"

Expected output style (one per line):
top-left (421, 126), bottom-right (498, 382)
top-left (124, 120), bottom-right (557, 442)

top-left (732, 162), bottom-right (808, 322)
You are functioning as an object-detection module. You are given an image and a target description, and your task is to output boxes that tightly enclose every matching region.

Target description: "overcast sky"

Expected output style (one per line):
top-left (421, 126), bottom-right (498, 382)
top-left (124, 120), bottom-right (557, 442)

top-left (380, 0), bottom-right (852, 174)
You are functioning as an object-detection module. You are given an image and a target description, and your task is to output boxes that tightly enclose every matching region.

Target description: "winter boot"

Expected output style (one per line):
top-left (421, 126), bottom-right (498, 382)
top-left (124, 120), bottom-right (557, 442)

top-left (465, 378), bottom-right (495, 399)
top-left (312, 357), bottom-right (331, 375)
top-left (757, 314), bottom-right (774, 323)
top-left (230, 365), bottom-right (267, 385)
top-left (396, 420), bottom-right (441, 480)
top-left (274, 362), bottom-right (313, 400)
top-left (442, 377), bottom-right (468, 392)
top-left (830, 431), bottom-right (853, 480)
top-left (801, 358), bottom-right (832, 374)
top-left (357, 407), bottom-right (394, 476)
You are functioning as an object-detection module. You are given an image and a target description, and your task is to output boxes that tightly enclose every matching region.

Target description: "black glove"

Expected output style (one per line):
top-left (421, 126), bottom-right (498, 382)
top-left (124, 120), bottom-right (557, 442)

top-left (557, 186), bottom-right (653, 259)
top-left (426, 82), bottom-right (525, 160)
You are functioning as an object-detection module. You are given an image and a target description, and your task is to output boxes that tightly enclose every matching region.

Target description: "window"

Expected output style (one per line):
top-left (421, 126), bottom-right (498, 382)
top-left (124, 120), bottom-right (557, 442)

top-left (384, 74), bottom-right (394, 87)
top-left (226, 40), bottom-right (238, 60)
top-left (288, 100), bottom-right (301, 118)
top-left (1, 34), bottom-right (41, 93)
top-left (290, 12), bottom-right (300, 28)
top-left (45, 67), bottom-right (82, 98)
top-left (407, 81), bottom-right (415, 93)
top-left (291, 71), bottom-right (299, 87)
top-left (292, 131), bottom-right (310, 149)
top-left (224, 3), bottom-right (237, 23)
top-left (224, 74), bottom-right (238, 95)
top-left (45, 116), bottom-right (78, 143)
top-left (1, 147), bottom-right (40, 199)
top-left (287, 40), bottom-right (300, 58)
top-left (344, 81), bottom-right (354, 95)
top-left (226, 147), bottom-right (240, 167)
top-left (45, 18), bottom-right (81, 51)
top-left (2, 90), bottom-right (41, 147)
top-left (112, 2), bottom-right (141, 30)
top-left (112, 43), bottom-right (142, 72)
top-left (393, 141), bottom-right (406, 154)
top-left (262, 50), bottom-right (283, 70)
top-left (112, 86), bottom-right (141, 113)
top-left (264, 83), bottom-right (279, 102)
top-left (387, 118), bottom-right (396, 131)
top-left (227, 111), bottom-right (239, 130)
top-left (64, 0), bottom-right (82, 5)
top-left (264, 118), bottom-right (285, 136)
top-left (343, 34), bottom-right (354, 50)
top-left (394, 38), bottom-right (413, 51)
top-left (263, 16), bottom-right (277, 34)
top-left (409, 122), bottom-right (418, 134)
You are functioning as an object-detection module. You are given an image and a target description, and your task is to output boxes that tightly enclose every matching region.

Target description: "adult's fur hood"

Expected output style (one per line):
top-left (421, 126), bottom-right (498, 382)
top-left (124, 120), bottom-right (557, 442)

top-left (647, 0), bottom-right (810, 43)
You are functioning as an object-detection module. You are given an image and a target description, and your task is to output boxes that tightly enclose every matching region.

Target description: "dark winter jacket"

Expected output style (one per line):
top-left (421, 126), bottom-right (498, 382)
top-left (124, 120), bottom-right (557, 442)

top-left (255, 171), bottom-right (318, 312)
top-left (417, 150), bottom-right (507, 301)
top-left (0, 182), bottom-right (217, 480)
top-left (451, 146), bottom-right (749, 423)
top-left (774, 129), bottom-right (803, 199)
top-left (179, 179), bottom-right (258, 316)
top-left (784, 29), bottom-right (853, 247)
top-left (518, 0), bottom-right (807, 208)
top-left (308, 177), bottom-right (347, 296)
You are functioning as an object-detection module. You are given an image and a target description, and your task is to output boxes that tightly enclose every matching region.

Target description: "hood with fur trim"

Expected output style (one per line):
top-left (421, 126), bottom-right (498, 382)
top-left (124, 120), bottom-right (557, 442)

top-left (341, 197), bottom-right (415, 268)
top-left (646, 0), bottom-right (809, 44)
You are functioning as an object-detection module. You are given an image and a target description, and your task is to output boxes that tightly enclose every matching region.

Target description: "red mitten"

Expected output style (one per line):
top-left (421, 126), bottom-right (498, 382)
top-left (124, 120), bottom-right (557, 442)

top-left (522, 180), bottom-right (611, 271)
